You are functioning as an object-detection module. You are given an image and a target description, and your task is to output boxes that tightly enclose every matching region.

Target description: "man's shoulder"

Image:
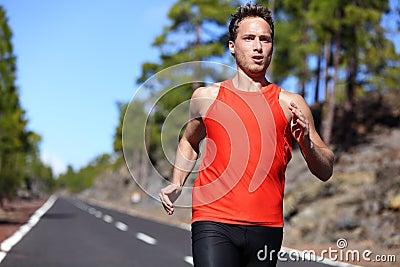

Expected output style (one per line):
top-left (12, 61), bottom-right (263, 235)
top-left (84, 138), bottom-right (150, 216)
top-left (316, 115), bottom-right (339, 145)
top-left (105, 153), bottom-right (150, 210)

top-left (192, 82), bottom-right (221, 100)
top-left (190, 82), bottom-right (222, 117)
top-left (279, 89), bottom-right (305, 103)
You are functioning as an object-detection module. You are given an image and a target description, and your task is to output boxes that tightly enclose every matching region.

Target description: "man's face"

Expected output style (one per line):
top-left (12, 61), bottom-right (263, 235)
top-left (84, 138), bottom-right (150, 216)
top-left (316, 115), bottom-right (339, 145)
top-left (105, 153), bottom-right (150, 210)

top-left (229, 17), bottom-right (273, 77)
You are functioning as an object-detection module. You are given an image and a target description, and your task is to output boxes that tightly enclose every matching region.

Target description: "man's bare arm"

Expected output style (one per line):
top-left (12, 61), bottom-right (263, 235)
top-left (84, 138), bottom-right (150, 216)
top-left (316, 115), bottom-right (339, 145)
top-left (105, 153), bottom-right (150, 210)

top-left (289, 94), bottom-right (334, 181)
top-left (171, 117), bottom-right (205, 187)
top-left (159, 88), bottom-right (207, 215)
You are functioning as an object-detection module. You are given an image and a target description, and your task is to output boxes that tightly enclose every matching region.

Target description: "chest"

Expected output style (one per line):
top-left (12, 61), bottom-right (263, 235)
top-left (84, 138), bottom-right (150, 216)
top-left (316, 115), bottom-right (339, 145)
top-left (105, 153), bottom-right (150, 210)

top-left (205, 89), bottom-right (288, 135)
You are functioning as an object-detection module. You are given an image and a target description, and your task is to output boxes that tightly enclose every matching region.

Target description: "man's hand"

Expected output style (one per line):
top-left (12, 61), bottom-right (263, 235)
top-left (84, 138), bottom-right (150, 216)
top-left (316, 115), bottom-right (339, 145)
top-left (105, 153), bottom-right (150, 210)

top-left (289, 101), bottom-right (311, 147)
top-left (159, 183), bottom-right (182, 215)
top-left (286, 97), bottom-right (333, 181)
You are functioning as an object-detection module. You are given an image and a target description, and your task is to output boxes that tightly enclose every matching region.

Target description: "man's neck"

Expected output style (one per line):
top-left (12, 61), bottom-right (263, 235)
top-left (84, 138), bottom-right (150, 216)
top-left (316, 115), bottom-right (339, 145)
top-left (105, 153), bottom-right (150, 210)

top-left (232, 71), bottom-right (269, 92)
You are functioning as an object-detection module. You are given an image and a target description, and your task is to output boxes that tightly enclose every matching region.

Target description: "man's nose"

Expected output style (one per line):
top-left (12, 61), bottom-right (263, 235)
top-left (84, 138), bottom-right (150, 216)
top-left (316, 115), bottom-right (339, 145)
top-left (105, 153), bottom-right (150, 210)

top-left (253, 38), bottom-right (262, 52)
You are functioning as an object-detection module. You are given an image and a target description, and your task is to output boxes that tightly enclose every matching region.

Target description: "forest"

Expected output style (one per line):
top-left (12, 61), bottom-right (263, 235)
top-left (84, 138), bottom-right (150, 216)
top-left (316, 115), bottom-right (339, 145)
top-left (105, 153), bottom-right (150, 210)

top-left (1, 0), bottom-right (399, 197)
top-left (113, 0), bottom-right (400, 196)
top-left (0, 7), bottom-right (54, 206)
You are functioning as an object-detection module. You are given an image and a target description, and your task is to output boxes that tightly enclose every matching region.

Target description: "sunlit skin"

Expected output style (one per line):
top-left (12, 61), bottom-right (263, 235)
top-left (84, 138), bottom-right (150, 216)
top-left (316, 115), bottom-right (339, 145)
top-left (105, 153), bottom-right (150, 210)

top-left (159, 16), bottom-right (334, 215)
top-left (229, 17), bottom-right (273, 84)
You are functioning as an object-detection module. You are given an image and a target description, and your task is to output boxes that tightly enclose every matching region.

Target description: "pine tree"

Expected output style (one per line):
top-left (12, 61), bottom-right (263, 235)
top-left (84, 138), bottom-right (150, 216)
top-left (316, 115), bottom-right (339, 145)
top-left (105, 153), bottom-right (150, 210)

top-left (263, 0), bottom-right (400, 147)
top-left (0, 6), bottom-right (52, 204)
top-left (138, 0), bottom-right (239, 84)
top-left (0, 6), bottom-right (29, 204)
top-left (119, 0), bottom-right (241, 184)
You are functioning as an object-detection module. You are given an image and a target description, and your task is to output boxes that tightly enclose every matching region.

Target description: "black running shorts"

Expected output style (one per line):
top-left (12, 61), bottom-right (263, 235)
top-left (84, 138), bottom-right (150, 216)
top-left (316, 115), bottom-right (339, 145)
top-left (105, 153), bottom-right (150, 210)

top-left (192, 221), bottom-right (283, 267)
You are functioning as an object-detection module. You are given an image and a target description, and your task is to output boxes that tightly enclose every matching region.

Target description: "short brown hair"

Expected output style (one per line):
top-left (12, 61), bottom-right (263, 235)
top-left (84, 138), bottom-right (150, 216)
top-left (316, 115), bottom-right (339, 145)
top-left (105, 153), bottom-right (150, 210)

top-left (228, 3), bottom-right (274, 42)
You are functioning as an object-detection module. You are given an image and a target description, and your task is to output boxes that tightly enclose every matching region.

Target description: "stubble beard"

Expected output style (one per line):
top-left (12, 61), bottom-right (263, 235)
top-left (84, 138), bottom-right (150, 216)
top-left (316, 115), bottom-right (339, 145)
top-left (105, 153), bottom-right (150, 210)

top-left (235, 53), bottom-right (270, 77)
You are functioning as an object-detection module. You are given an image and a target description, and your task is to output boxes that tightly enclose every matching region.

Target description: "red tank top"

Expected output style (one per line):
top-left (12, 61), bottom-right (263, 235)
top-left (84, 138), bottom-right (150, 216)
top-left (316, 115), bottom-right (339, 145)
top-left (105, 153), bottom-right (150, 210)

top-left (192, 79), bottom-right (292, 227)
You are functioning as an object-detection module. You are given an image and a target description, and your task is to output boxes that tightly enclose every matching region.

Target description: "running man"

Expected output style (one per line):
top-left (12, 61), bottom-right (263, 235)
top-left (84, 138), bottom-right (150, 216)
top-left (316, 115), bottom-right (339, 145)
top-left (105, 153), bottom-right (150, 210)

top-left (159, 3), bottom-right (334, 267)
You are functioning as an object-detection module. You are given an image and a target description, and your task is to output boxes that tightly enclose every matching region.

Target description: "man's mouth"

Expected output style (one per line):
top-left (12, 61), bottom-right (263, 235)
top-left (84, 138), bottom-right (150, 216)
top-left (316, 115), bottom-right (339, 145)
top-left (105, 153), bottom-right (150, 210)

top-left (252, 56), bottom-right (264, 64)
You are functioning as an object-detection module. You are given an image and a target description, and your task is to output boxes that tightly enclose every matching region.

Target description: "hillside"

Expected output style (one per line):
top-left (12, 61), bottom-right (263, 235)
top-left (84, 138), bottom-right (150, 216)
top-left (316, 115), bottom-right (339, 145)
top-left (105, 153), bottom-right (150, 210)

top-left (80, 91), bottom-right (400, 266)
top-left (283, 128), bottom-right (399, 265)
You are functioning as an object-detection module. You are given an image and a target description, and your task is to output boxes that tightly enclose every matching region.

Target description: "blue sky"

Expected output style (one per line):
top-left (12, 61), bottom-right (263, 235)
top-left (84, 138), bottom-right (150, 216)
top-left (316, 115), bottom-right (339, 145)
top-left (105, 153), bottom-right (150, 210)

top-left (0, 0), bottom-right (176, 175)
top-left (0, 1), bottom-right (398, 176)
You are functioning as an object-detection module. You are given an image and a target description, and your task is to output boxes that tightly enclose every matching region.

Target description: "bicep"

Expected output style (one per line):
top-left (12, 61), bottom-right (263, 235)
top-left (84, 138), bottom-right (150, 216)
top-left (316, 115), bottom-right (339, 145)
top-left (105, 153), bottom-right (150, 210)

top-left (181, 117), bottom-right (206, 153)
top-left (183, 89), bottom-right (207, 146)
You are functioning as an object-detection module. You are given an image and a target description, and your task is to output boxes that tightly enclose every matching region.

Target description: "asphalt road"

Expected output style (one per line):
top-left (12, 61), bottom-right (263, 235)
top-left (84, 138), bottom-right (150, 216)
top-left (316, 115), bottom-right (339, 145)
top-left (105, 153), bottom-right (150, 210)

top-left (1, 197), bottom-right (340, 267)
top-left (1, 197), bottom-right (192, 267)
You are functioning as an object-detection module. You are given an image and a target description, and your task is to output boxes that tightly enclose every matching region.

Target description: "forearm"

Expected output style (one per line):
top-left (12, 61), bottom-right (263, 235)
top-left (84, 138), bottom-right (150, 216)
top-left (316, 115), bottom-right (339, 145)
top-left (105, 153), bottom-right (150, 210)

top-left (171, 138), bottom-right (199, 187)
top-left (299, 138), bottom-right (334, 181)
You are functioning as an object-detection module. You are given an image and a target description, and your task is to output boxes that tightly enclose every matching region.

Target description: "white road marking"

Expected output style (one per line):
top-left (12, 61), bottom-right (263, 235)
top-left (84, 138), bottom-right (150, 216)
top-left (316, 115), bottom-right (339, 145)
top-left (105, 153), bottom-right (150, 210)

top-left (0, 252), bottom-right (6, 263)
top-left (88, 207), bottom-right (96, 215)
top-left (94, 210), bottom-right (102, 218)
top-left (0, 195), bottom-right (57, 263)
top-left (103, 215), bottom-right (113, 223)
top-left (115, 221), bottom-right (128, 232)
top-left (184, 256), bottom-right (194, 265)
top-left (74, 200), bottom-right (199, 265)
top-left (75, 202), bottom-right (88, 211)
top-left (27, 216), bottom-right (40, 227)
top-left (136, 232), bottom-right (157, 245)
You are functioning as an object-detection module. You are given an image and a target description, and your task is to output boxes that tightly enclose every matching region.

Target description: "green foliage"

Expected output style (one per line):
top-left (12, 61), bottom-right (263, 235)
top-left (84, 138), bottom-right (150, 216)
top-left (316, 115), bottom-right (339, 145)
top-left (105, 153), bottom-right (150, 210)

top-left (266, 0), bottom-right (314, 94)
top-left (24, 132), bottom-right (54, 192)
top-left (271, 0), bottom-right (400, 100)
top-left (0, 6), bottom-right (54, 201)
top-left (121, 99), bottom-right (147, 158)
top-left (57, 154), bottom-right (114, 193)
top-left (148, 83), bottom-right (194, 161)
top-left (112, 0), bottom-right (400, 173)
top-left (113, 101), bottom-right (127, 154)
top-left (137, 0), bottom-right (240, 83)
top-left (113, 0), bottom-right (240, 178)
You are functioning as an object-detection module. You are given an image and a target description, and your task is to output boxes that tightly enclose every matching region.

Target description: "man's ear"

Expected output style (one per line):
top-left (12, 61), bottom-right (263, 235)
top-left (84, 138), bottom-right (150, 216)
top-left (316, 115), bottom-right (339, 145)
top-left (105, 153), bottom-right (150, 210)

top-left (228, 40), bottom-right (235, 56)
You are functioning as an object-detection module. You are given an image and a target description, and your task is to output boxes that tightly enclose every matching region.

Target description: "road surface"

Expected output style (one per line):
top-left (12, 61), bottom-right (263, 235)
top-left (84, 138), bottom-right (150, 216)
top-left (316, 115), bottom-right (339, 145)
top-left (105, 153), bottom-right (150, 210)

top-left (0, 197), bottom-right (341, 267)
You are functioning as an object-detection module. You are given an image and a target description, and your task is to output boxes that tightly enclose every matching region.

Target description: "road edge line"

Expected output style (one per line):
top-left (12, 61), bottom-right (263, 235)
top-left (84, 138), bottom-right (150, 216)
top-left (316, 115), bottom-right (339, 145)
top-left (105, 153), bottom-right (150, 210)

top-left (0, 195), bottom-right (57, 263)
top-left (76, 197), bottom-right (365, 267)
top-left (279, 246), bottom-right (365, 267)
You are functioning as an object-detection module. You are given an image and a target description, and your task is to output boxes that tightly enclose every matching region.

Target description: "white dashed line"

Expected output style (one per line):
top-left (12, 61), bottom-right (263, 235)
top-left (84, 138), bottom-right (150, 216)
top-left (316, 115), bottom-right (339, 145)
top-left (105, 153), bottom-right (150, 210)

top-left (184, 256), bottom-right (194, 265)
top-left (136, 232), bottom-right (157, 245)
top-left (88, 207), bottom-right (96, 215)
top-left (75, 202), bottom-right (88, 211)
top-left (103, 215), bottom-right (113, 223)
top-left (115, 221), bottom-right (128, 232)
top-left (94, 210), bottom-right (102, 218)
top-left (77, 200), bottom-right (195, 266)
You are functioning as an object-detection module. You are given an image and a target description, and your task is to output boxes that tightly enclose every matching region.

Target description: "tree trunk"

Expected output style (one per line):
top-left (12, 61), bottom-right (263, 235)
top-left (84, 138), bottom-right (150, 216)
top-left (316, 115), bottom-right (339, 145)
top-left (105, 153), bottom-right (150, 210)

top-left (314, 47), bottom-right (322, 103)
top-left (321, 28), bottom-right (340, 145)
top-left (344, 48), bottom-right (358, 149)
top-left (299, 0), bottom-right (310, 98)
top-left (0, 156), bottom-right (5, 210)
top-left (323, 35), bottom-right (331, 103)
